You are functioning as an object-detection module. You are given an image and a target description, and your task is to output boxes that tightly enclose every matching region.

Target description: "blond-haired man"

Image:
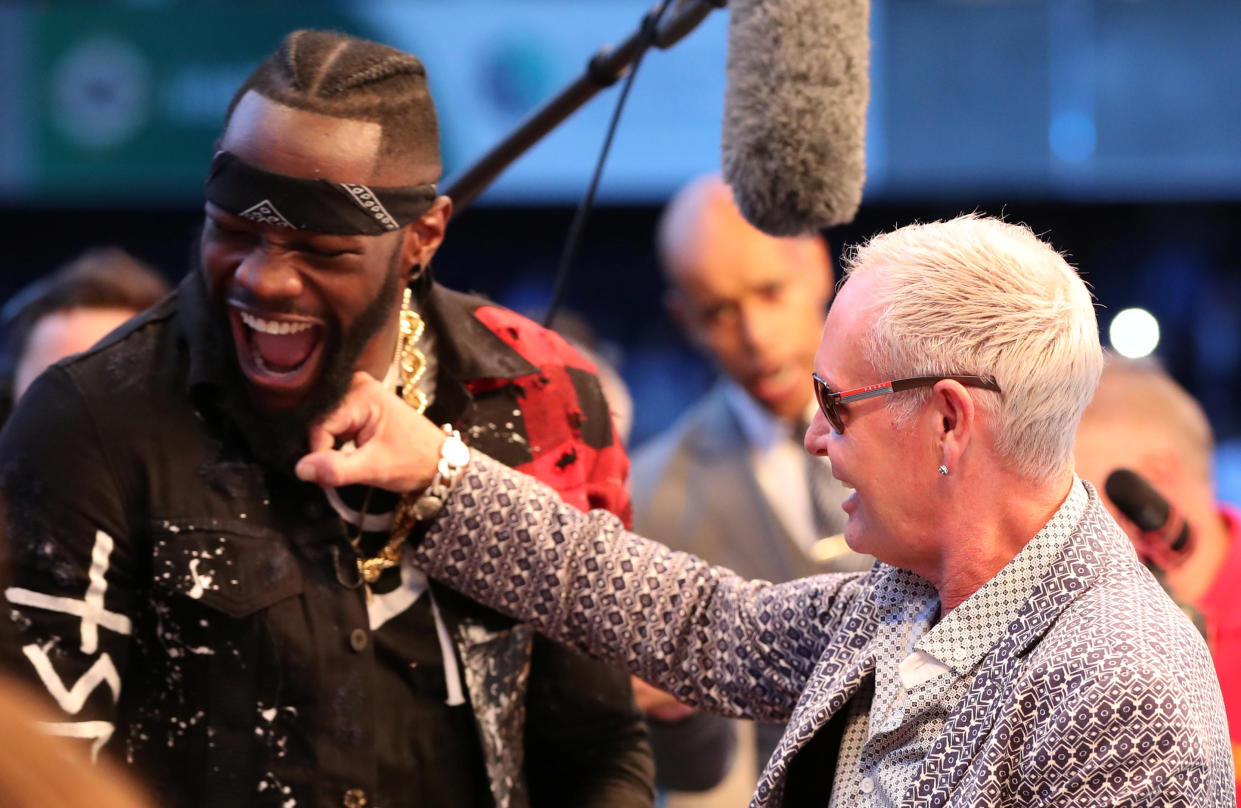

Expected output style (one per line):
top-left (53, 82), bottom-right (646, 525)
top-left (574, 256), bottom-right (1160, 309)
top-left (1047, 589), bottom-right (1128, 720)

top-left (299, 214), bottom-right (1234, 807)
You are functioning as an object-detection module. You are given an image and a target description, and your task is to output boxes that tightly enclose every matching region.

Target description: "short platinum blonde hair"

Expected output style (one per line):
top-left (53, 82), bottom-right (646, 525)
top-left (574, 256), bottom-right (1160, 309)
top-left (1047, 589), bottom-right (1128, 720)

top-left (843, 214), bottom-right (1103, 482)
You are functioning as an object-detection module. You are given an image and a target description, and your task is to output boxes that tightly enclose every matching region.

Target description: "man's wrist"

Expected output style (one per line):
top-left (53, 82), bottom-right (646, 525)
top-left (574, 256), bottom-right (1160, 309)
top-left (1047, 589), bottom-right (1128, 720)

top-left (394, 425), bottom-right (469, 532)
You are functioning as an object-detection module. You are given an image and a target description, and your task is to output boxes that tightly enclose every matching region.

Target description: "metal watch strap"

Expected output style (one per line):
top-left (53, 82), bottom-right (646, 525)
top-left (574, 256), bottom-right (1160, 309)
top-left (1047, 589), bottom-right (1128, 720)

top-left (393, 424), bottom-right (469, 534)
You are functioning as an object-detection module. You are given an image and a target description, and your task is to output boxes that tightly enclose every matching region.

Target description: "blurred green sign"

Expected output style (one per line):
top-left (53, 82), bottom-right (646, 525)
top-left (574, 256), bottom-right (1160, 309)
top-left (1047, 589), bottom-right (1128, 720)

top-left (30, 5), bottom-right (359, 202)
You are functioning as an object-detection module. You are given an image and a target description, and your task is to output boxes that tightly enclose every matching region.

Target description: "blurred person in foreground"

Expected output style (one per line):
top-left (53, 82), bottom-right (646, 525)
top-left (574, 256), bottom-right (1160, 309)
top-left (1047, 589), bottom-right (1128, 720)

top-left (632, 175), bottom-right (871, 802)
top-left (0, 673), bottom-right (154, 808)
top-left (0, 29), bottom-right (651, 808)
top-left (0, 247), bottom-right (169, 415)
top-left (1074, 354), bottom-right (1241, 793)
top-left (297, 213), bottom-right (1234, 807)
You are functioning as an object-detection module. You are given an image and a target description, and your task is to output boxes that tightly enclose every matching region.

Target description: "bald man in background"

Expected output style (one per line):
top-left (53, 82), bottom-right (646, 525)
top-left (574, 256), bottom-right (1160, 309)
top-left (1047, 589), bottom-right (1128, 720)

top-left (1074, 355), bottom-right (1241, 792)
top-left (630, 175), bottom-right (871, 805)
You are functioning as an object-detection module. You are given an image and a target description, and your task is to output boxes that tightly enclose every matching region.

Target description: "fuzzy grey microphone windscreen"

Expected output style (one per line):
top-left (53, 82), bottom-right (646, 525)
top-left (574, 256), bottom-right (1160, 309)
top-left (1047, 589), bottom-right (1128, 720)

top-left (721, 0), bottom-right (870, 236)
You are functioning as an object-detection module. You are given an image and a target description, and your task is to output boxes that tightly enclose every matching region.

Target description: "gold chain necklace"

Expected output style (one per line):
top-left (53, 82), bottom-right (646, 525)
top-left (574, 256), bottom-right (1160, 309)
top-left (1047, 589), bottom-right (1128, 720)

top-left (353, 286), bottom-right (428, 585)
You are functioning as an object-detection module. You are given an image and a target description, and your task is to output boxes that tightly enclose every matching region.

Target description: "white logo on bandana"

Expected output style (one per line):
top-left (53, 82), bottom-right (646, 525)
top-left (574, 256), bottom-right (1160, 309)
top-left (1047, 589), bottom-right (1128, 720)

top-left (239, 199), bottom-right (295, 229)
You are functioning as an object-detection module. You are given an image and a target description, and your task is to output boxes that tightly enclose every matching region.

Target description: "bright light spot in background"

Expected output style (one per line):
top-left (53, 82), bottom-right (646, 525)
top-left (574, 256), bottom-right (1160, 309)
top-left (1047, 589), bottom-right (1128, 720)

top-left (1109, 308), bottom-right (1161, 358)
top-left (1049, 111), bottom-right (1097, 163)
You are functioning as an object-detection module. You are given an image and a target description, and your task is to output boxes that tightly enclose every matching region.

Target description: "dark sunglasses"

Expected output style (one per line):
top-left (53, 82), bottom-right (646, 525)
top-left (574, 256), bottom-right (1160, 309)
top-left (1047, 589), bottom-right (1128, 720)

top-left (811, 373), bottom-right (1002, 434)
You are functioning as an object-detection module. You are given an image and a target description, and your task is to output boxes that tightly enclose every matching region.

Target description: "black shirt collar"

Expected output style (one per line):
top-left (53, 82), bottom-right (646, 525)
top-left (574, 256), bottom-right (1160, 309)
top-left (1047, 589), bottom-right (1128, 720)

top-left (178, 270), bottom-right (227, 395)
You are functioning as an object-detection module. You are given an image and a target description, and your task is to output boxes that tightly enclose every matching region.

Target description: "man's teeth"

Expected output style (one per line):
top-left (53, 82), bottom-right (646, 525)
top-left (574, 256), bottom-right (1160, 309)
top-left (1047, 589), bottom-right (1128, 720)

top-left (240, 311), bottom-right (313, 335)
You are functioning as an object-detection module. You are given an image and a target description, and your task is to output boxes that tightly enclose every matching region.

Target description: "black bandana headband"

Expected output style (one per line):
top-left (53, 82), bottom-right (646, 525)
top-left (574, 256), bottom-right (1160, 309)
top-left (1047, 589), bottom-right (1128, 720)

top-left (204, 151), bottom-right (439, 236)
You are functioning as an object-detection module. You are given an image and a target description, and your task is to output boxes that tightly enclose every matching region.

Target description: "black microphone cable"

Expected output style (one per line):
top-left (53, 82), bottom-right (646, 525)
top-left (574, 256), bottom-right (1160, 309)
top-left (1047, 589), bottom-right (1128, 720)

top-left (543, 0), bottom-right (676, 328)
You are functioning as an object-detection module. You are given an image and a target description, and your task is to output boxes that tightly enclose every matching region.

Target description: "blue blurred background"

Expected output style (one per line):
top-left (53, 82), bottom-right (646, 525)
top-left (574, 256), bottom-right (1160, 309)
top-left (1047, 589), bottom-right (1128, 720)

top-left (2, 0), bottom-right (1241, 491)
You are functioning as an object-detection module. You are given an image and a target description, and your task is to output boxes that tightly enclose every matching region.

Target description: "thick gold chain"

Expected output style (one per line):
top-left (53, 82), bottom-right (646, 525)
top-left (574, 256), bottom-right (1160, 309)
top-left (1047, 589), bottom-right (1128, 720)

top-left (394, 287), bottom-right (428, 413)
top-left (354, 287), bottom-right (428, 585)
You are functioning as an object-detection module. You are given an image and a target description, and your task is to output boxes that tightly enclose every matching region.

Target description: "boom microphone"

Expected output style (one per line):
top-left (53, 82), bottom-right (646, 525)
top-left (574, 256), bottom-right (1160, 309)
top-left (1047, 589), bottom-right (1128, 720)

top-left (722, 0), bottom-right (870, 236)
top-left (446, 0), bottom-right (870, 235)
top-left (1104, 468), bottom-right (1195, 570)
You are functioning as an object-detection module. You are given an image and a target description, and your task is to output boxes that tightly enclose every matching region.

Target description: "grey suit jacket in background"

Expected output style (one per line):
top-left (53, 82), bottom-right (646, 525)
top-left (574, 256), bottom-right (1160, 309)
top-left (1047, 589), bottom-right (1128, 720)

top-left (631, 383), bottom-right (872, 583)
top-left (415, 454), bottom-right (1234, 808)
top-left (630, 383), bottom-right (873, 790)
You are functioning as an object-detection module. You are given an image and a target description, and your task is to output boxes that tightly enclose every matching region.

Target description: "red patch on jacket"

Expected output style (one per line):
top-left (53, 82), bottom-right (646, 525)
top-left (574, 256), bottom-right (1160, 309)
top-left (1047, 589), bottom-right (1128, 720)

top-left (467, 306), bottom-right (631, 527)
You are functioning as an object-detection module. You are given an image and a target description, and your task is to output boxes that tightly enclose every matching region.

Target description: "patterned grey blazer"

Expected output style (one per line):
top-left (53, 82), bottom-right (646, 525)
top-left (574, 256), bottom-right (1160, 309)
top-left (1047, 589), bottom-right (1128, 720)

top-left (413, 453), bottom-right (1234, 807)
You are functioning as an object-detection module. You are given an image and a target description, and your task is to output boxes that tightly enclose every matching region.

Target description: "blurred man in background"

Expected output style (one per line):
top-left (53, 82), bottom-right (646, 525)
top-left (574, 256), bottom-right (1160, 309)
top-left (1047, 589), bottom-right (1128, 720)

top-left (1074, 354), bottom-right (1241, 791)
top-left (1, 247), bottom-right (169, 407)
top-left (630, 175), bottom-right (872, 804)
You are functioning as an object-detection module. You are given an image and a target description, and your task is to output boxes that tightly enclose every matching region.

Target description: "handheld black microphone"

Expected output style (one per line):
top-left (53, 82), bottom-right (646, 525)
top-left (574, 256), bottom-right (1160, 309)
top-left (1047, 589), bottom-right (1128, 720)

top-left (721, 0), bottom-right (870, 236)
top-left (1104, 468), bottom-right (1195, 569)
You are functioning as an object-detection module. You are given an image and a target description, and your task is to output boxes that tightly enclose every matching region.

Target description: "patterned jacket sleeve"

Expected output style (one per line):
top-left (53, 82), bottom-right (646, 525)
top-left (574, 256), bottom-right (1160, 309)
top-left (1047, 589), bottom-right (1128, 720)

top-left (1017, 650), bottom-right (1224, 806)
top-left (466, 305), bottom-right (653, 805)
top-left (0, 367), bottom-right (139, 761)
top-left (414, 452), bottom-right (864, 723)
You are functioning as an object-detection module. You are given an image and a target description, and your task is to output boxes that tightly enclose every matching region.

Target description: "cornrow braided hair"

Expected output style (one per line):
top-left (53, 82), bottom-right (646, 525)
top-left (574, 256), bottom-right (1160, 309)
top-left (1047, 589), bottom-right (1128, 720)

top-left (224, 29), bottom-right (441, 177)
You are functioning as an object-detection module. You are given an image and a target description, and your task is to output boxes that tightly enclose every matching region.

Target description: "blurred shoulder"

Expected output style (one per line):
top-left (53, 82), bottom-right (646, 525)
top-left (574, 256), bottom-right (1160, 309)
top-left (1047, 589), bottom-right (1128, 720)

top-left (1030, 500), bottom-right (1219, 702)
top-left (433, 286), bottom-right (597, 373)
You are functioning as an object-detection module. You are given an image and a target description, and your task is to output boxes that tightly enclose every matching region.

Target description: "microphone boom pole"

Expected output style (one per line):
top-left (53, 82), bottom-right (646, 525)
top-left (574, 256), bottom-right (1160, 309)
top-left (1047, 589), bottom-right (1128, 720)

top-left (444, 0), bottom-right (725, 213)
